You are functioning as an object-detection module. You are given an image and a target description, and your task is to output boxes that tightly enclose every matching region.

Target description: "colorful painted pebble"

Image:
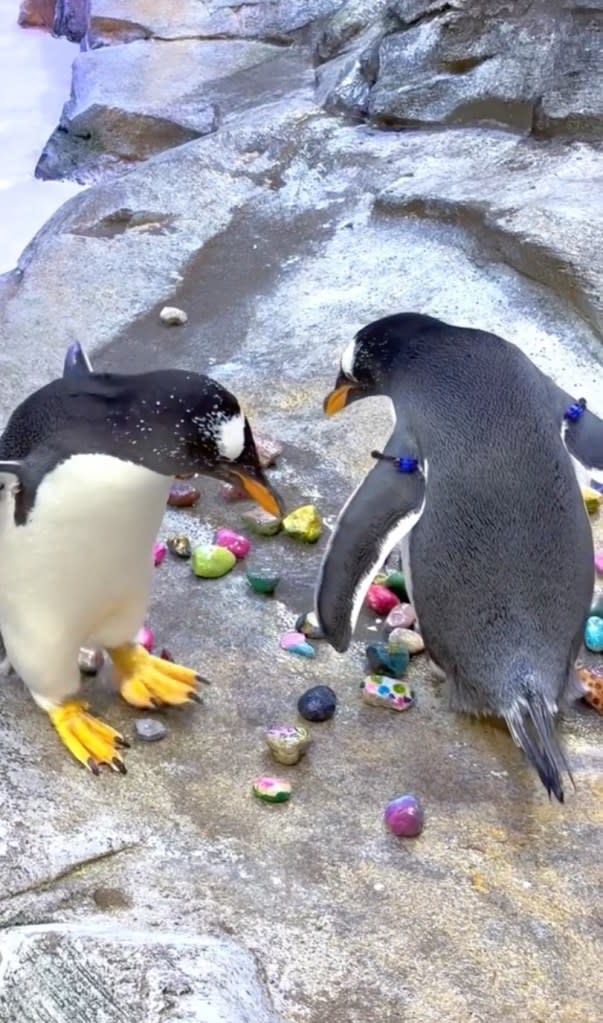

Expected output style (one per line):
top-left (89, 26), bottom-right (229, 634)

top-left (361, 674), bottom-right (415, 711)
top-left (297, 685), bottom-right (337, 722)
top-left (280, 631), bottom-right (315, 657)
top-left (266, 725), bottom-right (310, 765)
top-left (167, 481), bottom-right (200, 507)
top-left (385, 603), bottom-right (416, 630)
top-left (584, 616), bottom-right (603, 653)
top-left (384, 794), bottom-right (424, 837)
top-left (295, 611), bottom-right (324, 640)
top-left (384, 571), bottom-right (408, 601)
top-left (282, 505), bottom-right (322, 543)
top-left (136, 625), bottom-right (155, 653)
top-left (247, 571), bottom-right (280, 595)
top-left (191, 544), bottom-right (236, 578)
top-left (366, 642), bottom-right (410, 678)
top-left (215, 527), bottom-right (251, 559)
top-left (241, 506), bottom-right (282, 536)
top-left (388, 627), bottom-right (425, 655)
top-left (576, 664), bottom-right (603, 714)
top-left (167, 534), bottom-right (192, 559)
top-left (366, 584), bottom-right (399, 616)
top-left (252, 776), bottom-right (292, 803)
top-left (153, 541), bottom-right (167, 566)
top-left (595, 552), bottom-right (603, 576)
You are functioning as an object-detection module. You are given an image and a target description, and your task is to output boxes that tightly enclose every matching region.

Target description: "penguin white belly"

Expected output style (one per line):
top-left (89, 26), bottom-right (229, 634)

top-left (0, 454), bottom-right (171, 656)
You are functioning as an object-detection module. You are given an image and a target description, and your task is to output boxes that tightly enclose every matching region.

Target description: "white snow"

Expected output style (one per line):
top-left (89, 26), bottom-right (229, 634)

top-left (0, 5), bottom-right (84, 274)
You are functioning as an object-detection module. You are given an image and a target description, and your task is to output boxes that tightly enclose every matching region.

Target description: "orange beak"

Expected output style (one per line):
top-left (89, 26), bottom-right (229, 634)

top-left (323, 382), bottom-right (358, 417)
top-left (231, 471), bottom-right (282, 518)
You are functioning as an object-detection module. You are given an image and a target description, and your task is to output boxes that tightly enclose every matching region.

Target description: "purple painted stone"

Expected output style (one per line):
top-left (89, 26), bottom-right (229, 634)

top-left (384, 794), bottom-right (424, 838)
top-left (385, 603), bottom-right (416, 631)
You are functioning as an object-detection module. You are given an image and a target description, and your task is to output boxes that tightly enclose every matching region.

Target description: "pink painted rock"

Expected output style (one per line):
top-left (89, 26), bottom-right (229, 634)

top-left (153, 542), bottom-right (167, 566)
top-left (366, 585), bottom-right (400, 616)
top-left (254, 432), bottom-right (283, 468)
top-left (215, 528), bottom-right (251, 559)
top-left (385, 603), bottom-right (416, 630)
top-left (595, 551), bottom-right (603, 575)
top-left (221, 482), bottom-right (248, 502)
top-left (136, 625), bottom-right (155, 653)
top-left (279, 631), bottom-right (315, 657)
top-left (167, 481), bottom-right (200, 508)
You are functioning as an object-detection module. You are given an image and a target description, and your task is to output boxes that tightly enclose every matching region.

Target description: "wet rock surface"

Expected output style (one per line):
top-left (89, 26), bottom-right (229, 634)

top-left (1, 1), bottom-right (602, 1021)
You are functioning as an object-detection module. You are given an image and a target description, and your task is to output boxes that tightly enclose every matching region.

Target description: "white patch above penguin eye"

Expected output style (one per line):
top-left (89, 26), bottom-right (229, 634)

top-left (340, 338), bottom-right (357, 380)
top-left (216, 413), bottom-right (246, 461)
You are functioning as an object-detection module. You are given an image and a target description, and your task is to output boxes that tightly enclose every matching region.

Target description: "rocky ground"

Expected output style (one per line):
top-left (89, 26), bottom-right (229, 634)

top-left (1, 2), bottom-right (602, 1021)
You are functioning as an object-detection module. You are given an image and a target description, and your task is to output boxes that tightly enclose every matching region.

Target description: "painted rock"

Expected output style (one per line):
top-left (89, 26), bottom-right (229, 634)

top-left (576, 664), bottom-right (603, 714)
top-left (388, 627), bottom-right (425, 655)
top-left (252, 776), bottom-right (292, 803)
top-left (254, 432), bottom-right (284, 468)
top-left (221, 482), bottom-right (247, 502)
top-left (135, 718), bottom-right (167, 742)
top-left (78, 648), bottom-right (104, 675)
top-left (366, 585), bottom-right (399, 616)
top-left (136, 625), bottom-right (155, 652)
top-left (595, 552), bottom-right (603, 575)
top-left (282, 505), bottom-right (322, 543)
top-left (385, 603), bottom-right (416, 631)
top-left (384, 794), bottom-right (424, 837)
top-left (280, 631), bottom-right (315, 657)
top-left (192, 544), bottom-right (236, 578)
top-left (384, 571), bottom-right (409, 601)
top-left (372, 573), bottom-right (388, 587)
top-left (584, 616), bottom-right (603, 653)
top-left (168, 481), bottom-right (200, 508)
top-left (295, 611), bottom-right (324, 640)
top-left (247, 571), bottom-right (280, 595)
top-left (266, 725), bottom-right (310, 765)
top-left (591, 592), bottom-right (603, 618)
top-left (241, 506), bottom-right (282, 536)
top-left (153, 541), bottom-right (167, 566)
top-left (215, 527), bottom-right (251, 559)
top-left (366, 643), bottom-right (410, 678)
top-left (582, 485), bottom-right (602, 514)
top-left (361, 675), bottom-right (415, 712)
top-left (159, 305), bottom-right (188, 325)
top-left (167, 534), bottom-right (192, 559)
top-left (159, 647), bottom-right (174, 662)
top-left (297, 685), bottom-right (337, 722)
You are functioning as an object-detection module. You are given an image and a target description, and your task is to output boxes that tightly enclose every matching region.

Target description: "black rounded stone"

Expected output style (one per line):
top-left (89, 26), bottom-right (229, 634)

top-left (297, 685), bottom-right (337, 723)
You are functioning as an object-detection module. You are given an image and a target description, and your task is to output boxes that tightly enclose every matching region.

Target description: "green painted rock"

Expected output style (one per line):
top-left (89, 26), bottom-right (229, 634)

top-left (282, 504), bottom-right (322, 543)
top-left (385, 571), bottom-right (409, 601)
top-left (192, 544), bottom-right (236, 578)
top-left (241, 506), bottom-right (282, 536)
top-left (591, 592), bottom-right (603, 618)
top-left (247, 571), bottom-right (280, 595)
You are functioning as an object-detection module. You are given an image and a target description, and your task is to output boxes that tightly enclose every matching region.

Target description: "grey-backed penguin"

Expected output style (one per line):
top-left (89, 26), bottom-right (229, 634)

top-left (316, 313), bottom-right (603, 802)
top-left (0, 350), bottom-right (282, 774)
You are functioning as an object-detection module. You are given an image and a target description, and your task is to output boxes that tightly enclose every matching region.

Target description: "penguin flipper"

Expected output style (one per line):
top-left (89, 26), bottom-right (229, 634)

top-left (505, 696), bottom-right (572, 803)
top-left (63, 341), bottom-right (93, 378)
top-left (315, 444), bottom-right (425, 653)
top-left (549, 380), bottom-right (603, 484)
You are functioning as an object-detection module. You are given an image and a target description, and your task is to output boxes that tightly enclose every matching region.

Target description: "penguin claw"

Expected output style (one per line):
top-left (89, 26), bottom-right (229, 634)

top-left (49, 701), bottom-right (128, 774)
top-left (111, 644), bottom-right (201, 710)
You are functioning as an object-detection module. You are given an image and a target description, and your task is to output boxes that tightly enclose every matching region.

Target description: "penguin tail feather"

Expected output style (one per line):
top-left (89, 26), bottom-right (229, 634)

top-left (505, 695), bottom-right (573, 804)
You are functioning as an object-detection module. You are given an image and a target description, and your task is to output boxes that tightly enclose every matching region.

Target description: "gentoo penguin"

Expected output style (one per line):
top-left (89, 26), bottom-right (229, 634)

top-left (0, 356), bottom-right (282, 774)
top-left (316, 313), bottom-right (603, 802)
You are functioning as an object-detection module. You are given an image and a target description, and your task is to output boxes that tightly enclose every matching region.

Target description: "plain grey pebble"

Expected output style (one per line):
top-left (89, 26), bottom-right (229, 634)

top-left (135, 718), bottom-right (168, 742)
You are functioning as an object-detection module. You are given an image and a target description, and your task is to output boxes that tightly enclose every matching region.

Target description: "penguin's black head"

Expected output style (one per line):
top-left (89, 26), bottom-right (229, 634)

top-left (323, 313), bottom-right (440, 416)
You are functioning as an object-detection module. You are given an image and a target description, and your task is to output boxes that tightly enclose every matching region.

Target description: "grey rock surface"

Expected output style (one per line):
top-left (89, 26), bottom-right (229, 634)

top-left (0, 2), bottom-right (602, 1022)
top-left (37, 38), bottom-right (285, 182)
top-left (0, 924), bottom-right (284, 1023)
top-left (319, 0), bottom-right (603, 139)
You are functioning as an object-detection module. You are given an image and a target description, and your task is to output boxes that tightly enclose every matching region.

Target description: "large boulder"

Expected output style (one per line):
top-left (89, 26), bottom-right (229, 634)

top-left (36, 38), bottom-right (286, 181)
top-left (0, 925), bottom-right (284, 1023)
top-left (318, 0), bottom-right (603, 140)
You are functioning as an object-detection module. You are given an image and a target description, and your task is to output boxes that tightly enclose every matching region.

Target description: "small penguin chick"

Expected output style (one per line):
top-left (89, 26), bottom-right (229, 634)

top-left (0, 360), bottom-right (283, 774)
top-left (318, 312), bottom-right (597, 803)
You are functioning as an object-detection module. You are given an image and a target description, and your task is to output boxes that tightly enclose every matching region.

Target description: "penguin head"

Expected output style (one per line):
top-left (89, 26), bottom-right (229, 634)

top-left (323, 313), bottom-right (439, 416)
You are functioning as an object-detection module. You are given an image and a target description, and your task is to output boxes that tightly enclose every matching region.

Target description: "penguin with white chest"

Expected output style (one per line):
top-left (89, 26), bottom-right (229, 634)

top-left (0, 353), bottom-right (282, 774)
top-left (317, 313), bottom-right (603, 802)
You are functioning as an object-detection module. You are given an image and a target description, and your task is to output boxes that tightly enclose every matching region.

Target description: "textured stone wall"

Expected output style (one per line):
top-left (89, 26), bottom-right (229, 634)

top-left (18, 0), bottom-right (90, 41)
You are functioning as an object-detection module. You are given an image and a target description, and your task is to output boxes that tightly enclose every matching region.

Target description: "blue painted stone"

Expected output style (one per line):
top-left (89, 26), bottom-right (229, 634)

top-left (289, 642), bottom-right (315, 658)
top-left (297, 685), bottom-right (337, 722)
top-left (366, 642), bottom-right (410, 678)
top-left (590, 593), bottom-right (603, 618)
top-left (584, 616), bottom-right (603, 653)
